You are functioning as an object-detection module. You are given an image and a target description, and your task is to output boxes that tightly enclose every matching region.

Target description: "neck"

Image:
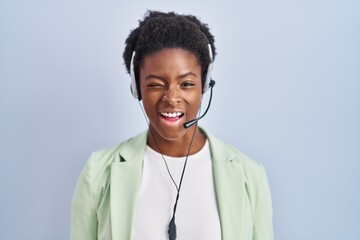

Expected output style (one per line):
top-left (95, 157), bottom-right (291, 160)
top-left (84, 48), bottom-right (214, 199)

top-left (147, 125), bottom-right (206, 157)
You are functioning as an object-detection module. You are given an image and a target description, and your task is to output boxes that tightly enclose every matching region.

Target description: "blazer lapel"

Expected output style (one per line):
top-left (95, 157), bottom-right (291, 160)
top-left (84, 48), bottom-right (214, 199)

top-left (208, 133), bottom-right (252, 240)
top-left (109, 132), bottom-right (147, 240)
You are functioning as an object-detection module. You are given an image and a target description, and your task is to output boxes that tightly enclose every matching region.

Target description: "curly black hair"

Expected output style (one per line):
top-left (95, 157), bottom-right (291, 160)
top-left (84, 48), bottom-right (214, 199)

top-left (123, 10), bottom-right (216, 99)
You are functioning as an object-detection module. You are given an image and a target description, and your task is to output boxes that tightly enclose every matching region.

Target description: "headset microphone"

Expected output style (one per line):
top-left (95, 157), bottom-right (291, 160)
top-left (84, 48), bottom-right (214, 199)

top-left (183, 80), bottom-right (215, 129)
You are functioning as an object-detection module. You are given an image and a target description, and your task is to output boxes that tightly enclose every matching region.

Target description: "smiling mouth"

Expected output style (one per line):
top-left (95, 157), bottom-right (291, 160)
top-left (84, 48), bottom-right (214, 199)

top-left (160, 112), bottom-right (184, 121)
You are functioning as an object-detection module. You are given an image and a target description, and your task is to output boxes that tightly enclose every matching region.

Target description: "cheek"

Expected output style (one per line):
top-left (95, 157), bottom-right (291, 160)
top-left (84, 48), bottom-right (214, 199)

top-left (189, 94), bottom-right (203, 112)
top-left (143, 99), bottom-right (156, 115)
top-left (142, 94), bottom-right (163, 119)
top-left (140, 95), bottom-right (152, 112)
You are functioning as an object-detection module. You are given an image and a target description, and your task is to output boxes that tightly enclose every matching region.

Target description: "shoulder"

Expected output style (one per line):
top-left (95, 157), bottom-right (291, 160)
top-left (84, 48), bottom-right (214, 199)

top-left (79, 131), bottom-right (147, 193)
top-left (204, 129), bottom-right (271, 213)
top-left (222, 141), bottom-right (266, 179)
top-left (72, 131), bottom-right (147, 211)
top-left (203, 128), bottom-right (268, 186)
top-left (84, 131), bottom-right (147, 175)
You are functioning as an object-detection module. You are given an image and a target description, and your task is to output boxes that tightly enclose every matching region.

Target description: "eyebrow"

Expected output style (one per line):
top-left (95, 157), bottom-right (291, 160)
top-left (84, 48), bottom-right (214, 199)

top-left (145, 72), bottom-right (198, 81)
top-left (145, 74), bottom-right (165, 81)
top-left (178, 72), bottom-right (198, 79)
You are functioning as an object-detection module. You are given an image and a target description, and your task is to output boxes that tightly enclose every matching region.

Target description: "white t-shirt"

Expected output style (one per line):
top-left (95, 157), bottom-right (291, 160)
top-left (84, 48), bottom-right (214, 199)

top-left (133, 140), bottom-right (222, 240)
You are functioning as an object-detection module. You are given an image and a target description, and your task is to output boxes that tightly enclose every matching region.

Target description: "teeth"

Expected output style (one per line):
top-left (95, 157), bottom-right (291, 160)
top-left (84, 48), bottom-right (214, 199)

top-left (161, 112), bottom-right (182, 118)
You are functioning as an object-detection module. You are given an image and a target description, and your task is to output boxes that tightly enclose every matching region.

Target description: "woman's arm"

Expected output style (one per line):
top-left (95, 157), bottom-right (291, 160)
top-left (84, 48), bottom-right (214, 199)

top-left (253, 164), bottom-right (274, 240)
top-left (71, 153), bottom-right (98, 240)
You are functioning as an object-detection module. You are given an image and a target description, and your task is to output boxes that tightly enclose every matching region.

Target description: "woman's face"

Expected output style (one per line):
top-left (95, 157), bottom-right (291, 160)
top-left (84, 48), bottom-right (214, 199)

top-left (139, 48), bottom-right (203, 142)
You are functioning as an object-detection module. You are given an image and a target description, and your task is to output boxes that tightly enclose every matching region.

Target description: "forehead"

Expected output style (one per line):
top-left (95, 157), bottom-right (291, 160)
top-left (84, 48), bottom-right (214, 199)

top-left (140, 48), bottom-right (201, 73)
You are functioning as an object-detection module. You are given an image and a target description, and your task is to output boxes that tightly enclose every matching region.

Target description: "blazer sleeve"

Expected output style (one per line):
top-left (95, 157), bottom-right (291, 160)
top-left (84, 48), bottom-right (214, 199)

top-left (253, 164), bottom-right (274, 240)
top-left (71, 153), bottom-right (98, 240)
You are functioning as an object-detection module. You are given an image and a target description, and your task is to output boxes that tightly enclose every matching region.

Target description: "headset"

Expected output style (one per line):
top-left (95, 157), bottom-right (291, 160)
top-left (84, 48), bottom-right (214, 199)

top-left (130, 44), bottom-right (214, 100)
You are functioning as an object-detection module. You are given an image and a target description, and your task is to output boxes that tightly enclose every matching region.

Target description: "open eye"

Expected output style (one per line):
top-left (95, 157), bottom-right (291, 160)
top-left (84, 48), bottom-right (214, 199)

top-left (182, 82), bottom-right (195, 87)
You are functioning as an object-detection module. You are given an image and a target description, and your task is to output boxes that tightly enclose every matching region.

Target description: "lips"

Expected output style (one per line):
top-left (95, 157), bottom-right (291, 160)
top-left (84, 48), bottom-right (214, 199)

top-left (160, 112), bottom-right (184, 121)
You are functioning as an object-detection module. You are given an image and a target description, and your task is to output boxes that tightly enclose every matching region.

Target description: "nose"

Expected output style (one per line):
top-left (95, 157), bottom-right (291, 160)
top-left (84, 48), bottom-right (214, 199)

top-left (162, 86), bottom-right (181, 106)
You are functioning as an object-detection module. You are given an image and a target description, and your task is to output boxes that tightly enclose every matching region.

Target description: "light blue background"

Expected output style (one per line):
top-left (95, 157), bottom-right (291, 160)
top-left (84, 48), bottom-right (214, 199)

top-left (1, 0), bottom-right (359, 239)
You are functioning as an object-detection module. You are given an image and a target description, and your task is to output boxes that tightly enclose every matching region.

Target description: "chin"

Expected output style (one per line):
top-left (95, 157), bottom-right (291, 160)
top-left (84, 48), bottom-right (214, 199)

top-left (150, 124), bottom-right (187, 141)
top-left (159, 128), bottom-right (187, 141)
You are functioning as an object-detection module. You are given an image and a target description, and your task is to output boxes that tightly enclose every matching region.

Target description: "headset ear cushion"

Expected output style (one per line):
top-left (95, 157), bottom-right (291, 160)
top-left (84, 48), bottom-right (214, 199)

top-left (130, 51), bottom-right (139, 100)
top-left (202, 44), bottom-right (214, 93)
top-left (203, 61), bottom-right (213, 93)
top-left (130, 83), bottom-right (138, 99)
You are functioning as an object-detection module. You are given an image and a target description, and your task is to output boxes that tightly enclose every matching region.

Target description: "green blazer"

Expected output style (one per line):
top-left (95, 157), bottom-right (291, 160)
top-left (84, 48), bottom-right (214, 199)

top-left (71, 129), bottom-right (273, 240)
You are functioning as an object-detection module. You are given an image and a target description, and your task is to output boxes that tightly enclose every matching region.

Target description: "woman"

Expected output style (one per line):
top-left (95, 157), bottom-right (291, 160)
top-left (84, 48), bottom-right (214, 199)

top-left (71, 11), bottom-right (273, 240)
